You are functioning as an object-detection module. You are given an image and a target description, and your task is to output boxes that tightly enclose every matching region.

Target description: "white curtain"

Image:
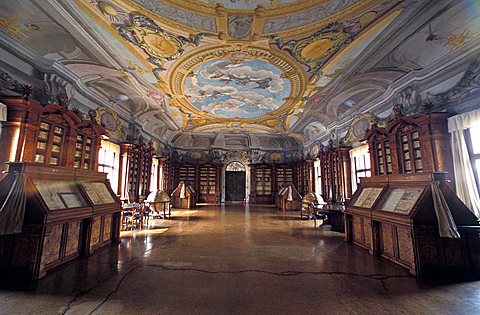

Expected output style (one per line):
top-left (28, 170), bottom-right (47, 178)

top-left (431, 182), bottom-right (460, 238)
top-left (287, 186), bottom-right (293, 201)
top-left (180, 182), bottom-right (186, 199)
top-left (448, 109), bottom-right (480, 218)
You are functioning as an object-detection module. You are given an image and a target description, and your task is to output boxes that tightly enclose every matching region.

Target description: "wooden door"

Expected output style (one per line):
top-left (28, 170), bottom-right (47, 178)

top-left (225, 171), bottom-right (245, 201)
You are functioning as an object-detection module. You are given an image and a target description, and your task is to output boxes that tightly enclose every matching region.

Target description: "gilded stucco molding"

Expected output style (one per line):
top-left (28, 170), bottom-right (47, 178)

top-left (167, 42), bottom-right (307, 129)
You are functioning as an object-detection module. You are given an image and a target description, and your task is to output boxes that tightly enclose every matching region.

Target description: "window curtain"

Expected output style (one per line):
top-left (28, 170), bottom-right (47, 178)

top-left (150, 157), bottom-right (159, 193)
top-left (448, 109), bottom-right (480, 218)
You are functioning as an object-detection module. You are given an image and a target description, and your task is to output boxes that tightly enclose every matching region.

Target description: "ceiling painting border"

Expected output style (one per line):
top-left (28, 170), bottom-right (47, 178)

top-left (167, 42), bottom-right (307, 125)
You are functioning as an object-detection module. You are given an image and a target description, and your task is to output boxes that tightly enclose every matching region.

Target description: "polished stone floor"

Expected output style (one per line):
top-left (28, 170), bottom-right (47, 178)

top-left (2, 204), bottom-right (480, 314)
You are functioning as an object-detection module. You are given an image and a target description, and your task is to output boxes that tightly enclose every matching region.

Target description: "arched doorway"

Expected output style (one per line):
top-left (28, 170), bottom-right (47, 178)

top-left (225, 161), bottom-right (246, 202)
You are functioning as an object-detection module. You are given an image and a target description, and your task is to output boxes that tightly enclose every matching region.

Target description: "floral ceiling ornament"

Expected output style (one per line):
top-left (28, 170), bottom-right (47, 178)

top-left (270, 22), bottom-right (357, 72)
top-left (117, 14), bottom-right (212, 77)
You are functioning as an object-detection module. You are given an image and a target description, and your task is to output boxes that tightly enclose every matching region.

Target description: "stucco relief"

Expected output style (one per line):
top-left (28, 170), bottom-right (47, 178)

top-left (263, 0), bottom-right (359, 33)
top-left (132, 0), bottom-right (216, 32)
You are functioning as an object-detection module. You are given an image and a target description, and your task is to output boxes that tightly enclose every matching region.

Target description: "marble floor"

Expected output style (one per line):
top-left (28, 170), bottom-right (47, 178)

top-left (1, 204), bottom-right (480, 314)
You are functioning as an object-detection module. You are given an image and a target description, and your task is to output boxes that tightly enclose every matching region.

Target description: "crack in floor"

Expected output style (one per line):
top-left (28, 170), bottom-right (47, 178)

top-left (73, 264), bottom-right (404, 315)
top-left (380, 278), bottom-right (389, 292)
top-left (60, 256), bottom-right (142, 315)
top-left (142, 263), bottom-right (412, 282)
top-left (64, 261), bottom-right (408, 313)
top-left (86, 264), bottom-right (143, 315)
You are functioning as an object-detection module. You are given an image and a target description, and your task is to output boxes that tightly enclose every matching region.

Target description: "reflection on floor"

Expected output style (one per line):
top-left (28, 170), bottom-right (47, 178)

top-left (1, 204), bottom-right (480, 314)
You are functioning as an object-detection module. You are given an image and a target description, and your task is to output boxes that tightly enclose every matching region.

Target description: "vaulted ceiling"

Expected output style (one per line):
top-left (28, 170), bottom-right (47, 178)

top-left (1, 0), bottom-right (479, 151)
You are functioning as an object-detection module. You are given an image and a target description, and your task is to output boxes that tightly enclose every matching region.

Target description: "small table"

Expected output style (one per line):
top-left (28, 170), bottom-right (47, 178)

top-left (311, 204), bottom-right (345, 232)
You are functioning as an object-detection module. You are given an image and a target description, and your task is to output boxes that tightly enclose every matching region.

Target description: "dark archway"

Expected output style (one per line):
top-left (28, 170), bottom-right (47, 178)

top-left (225, 161), bottom-right (246, 202)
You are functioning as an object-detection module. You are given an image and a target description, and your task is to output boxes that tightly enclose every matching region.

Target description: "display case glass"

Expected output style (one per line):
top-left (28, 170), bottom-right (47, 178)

top-left (398, 131), bottom-right (423, 173)
top-left (352, 187), bottom-right (384, 209)
top-left (376, 187), bottom-right (424, 214)
top-left (34, 121), bottom-right (65, 166)
top-left (32, 178), bottom-right (87, 209)
top-left (74, 134), bottom-right (93, 170)
top-left (81, 182), bottom-right (116, 205)
top-left (255, 167), bottom-right (272, 195)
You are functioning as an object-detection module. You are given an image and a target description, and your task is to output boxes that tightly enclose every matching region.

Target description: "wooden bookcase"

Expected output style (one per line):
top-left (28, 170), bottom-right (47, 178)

top-left (276, 165), bottom-right (294, 190)
top-left (346, 108), bottom-right (472, 277)
top-left (198, 163), bottom-right (220, 203)
top-left (169, 162), bottom-right (222, 204)
top-left (364, 106), bottom-right (453, 182)
top-left (34, 120), bottom-right (65, 165)
top-left (0, 97), bottom-right (104, 174)
top-left (249, 161), bottom-right (315, 205)
top-left (250, 164), bottom-right (273, 204)
top-left (120, 137), bottom-right (155, 202)
top-left (178, 163), bottom-right (197, 189)
top-left (294, 162), bottom-right (307, 195)
top-left (317, 144), bottom-right (352, 204)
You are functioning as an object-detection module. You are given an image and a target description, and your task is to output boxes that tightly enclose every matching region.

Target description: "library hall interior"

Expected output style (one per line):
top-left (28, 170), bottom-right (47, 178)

top-left (1, 0), bottom-right (480, 313)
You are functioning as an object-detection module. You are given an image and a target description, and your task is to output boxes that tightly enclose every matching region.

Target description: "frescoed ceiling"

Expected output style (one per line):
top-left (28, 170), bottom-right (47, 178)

top-left (11, 0), bottom-right (480, 148)
top-left (63, 0), bottom-right (402, 136)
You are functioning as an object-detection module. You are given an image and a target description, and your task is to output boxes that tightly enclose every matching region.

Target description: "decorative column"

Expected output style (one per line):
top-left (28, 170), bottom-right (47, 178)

top-left (306, 158), bottom-right (315, 193)
top-left (216, 163), bottom-right (222, 203)
top-left (338, 146), bottom-right (352, 201)
top-left (271, 163), bottom-right (277, 203)
top-left (249, 164), bottom-right (256, 203)
top-left (0, 98), bottom-right (40, 173)
top-left (119, 143), bottom-right (133, 200)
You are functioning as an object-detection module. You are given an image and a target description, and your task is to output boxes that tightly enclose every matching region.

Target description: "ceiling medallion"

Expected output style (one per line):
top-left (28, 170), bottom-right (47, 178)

top-left (95, 107), bottom-right (125, 140)
top-left (343, 112), bottom-right (376, 144)
top-left (272, 22), bottom-right (356, 72)
top-left (117, 14), bottom-right (209, 74)
top-left (168, 43), bottom-right (306, 128)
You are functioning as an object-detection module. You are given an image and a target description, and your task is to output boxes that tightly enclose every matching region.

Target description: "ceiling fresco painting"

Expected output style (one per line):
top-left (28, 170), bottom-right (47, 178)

top-left (269, 0), bottom-right (401, 78)
top-left (199, 0), bottom-right (299, 10)
top-left (2, 0), bottom-right (433, 147)
top-left (0, 1), bottom-right (95, 62)
top-left (70, 0), bottom-right (404, 137)
top-left (130, 0), bottom-right (217, 32)
top-left (184, 58), bottom-right (291, 119)
top-left (167, 43), bottom-right (306, 132)
top-left (315, 10), bottom-right (400, 87)
top-left (262, 0), bottom-right (360, 34)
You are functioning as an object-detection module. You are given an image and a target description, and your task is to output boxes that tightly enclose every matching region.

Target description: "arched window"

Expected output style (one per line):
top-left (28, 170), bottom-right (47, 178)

top-left (226, 161), bottom-right (245, 172)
